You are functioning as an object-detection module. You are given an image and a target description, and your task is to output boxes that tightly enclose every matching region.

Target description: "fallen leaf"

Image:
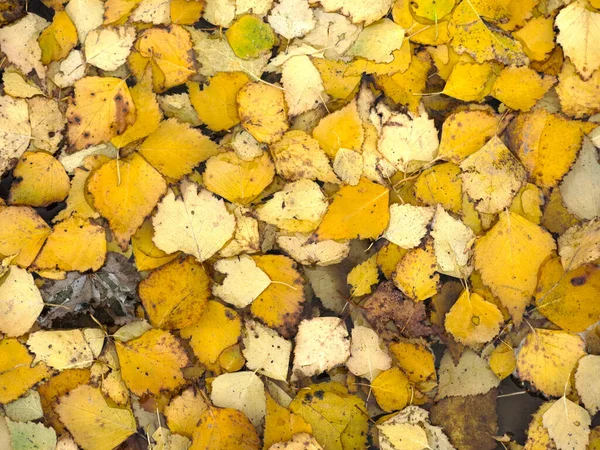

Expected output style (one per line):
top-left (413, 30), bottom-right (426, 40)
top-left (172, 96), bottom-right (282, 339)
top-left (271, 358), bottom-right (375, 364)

top-left (384, 204), bottom-right (434, 249)
top-left (371, 366), bottom-right (412, 412)
top-left (263, 394), bottom-right (313, 450)
top-left (347, 255), bottom-right (379, 297)
top-left (0, 206), bottom-right (50, 268)
top-left (210, 371), bottom-right (266, 427)
top-left (84, 26), bottom-right (135, 71)
top-left (542, 397), bottom-right (591, 450)
top-left (164, 387), bottom-right (208, 438)
top-left (0, 95), bottom-right (30, 177)
top-left (190, 407), bottom-right (260, 450)
top-left (213, 255), bottom-right (271, 308)
top-left (238, 81), bottom-right (289, 144)
top-left (0, 266), bottom-right (44, 337)
top-left (242, 320), bottom-right (292, 381)
top-left (558, 219), bottom-right (600, 271)
top-left (575, 355), bottom-right (600, 416)
top-left (346, 325), bottom-right (392, 381)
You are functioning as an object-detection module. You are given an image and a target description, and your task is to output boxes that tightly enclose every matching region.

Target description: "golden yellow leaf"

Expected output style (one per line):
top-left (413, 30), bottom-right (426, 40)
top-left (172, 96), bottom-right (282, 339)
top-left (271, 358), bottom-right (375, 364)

top-left (444, 290), bottom-right (504, 348)
top-left (87, 153), bottom-right (167, 249)
top-left (372, 367), bottom-right (412, 413)
top-left (32, 216), bottom-right (106, 272)
top-left (317, 178), bottom-right (390, 241)
top-left (56, 385), bottom-right (136, 450)
top-left (347, 255), bottom-right (379, 297)
top-left (516, 329), bottom-right (585, 397)
top-left (474, 211), bottom-right (555, 324)
top-left (0, 206), bottom-right (50, 268)
top-left (164, 387), bottom-right (208, 438)
top-left (238, 81), bottom-right (289, 144)
top-left (509, 183), bottom-right (543, 224)
top-left (139, 256), bottom-right (210, 329)
top-left (312, 100), bottom-right (363, 158)
top-left (251, 254), bottom-right (306, 338)
top-left (137, 119), bottom-right (219, 181)
top-left (116, 329), bottom-right (189, 396)
top-left (513, 16), bottom-right (555, 62)
top-left (190, 407), bottom-right (260, 450)
top-left (53, 165), bottom-right (103, 224)
top-left (66, 77), bottom-right (136, 151)
top-left (180, 300), bottom-right (241, 365)
top-left (264, 393), bottom-right (313, 450)
top-left (188, 72), bottom-right (250, 131)
top-left (0, 338), bottom-right (52, 404)
top-left (203, 151), bottom-right (275, 205)
top-left (111, 79), bottom-right (161, 149)
top-left (9, 152), bottom-right (69, 207)
top-left (393, 241), bottom-right (439, 302)
top-left (523, 402), bottom-right (554, 450)
top-left (312, 58), bottom-right (361, 100)
top-left (377, 243), bottom-right (408, 280)
top-left (535, 257), bottom-right (600, 332)
top-left (442, 62), bottom-right (497, 102)
top-left (389, 340), bottom-right (436, 384)
top-left (489, 344), bottom-right (516, 380)
top-left (289, 382), bottom-right (368, 450)
top-left (170, 0), bottom-right (204, 24)
top-left (410, 0), bottom-right (454, 21)
top-left (129, 25), bottom-right (195, 93)
top-left (38, 10), bottom-right (78, 64)
top-left (413, 162), bottom-right (462, 213)
top-left (506, 109), bottom-right (596, 188)
top-left (103, 0), bottom-right (141, 24)
top-left (491, 66), bottom-right (555, 111)
top-left (131, 218), bottom-right (180, 271)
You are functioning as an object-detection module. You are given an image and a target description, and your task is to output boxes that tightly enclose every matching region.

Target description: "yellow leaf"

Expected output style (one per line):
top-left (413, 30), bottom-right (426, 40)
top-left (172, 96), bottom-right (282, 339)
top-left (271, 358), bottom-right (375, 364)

top-left (375, 51), bottom-right (432, 113)
top-left (190, 407), bottom-right (260, 450)
top-left (152, 182), bottom-right (236, 261)
top-left (346, 45), bottom-right (413, 77)
top-left (0, 206), bottom-right (50, 268)
top-left (27, 329), bottom-right (100, 371)
top-left (513, 16), bottom-right (555, 62)
top-left (389, 340), bottom-right (436, 384)
top-left (460, 136), bottom-right (527, 214)
top-left (393, 241), bottom-right (439, 301)
top-left (312, 100), bottom-right (363, 158)
top-left (103, 0), bottom-right (142, 24)
top-left (347, 255), bottom-right (379, 297)
top-left (204, 151), bottom-right (275, 205)
top-left (413, 162), bottom-right (462, 213)
top-left (523, 402), bottom-right (554, 450)
top-left (542, 397), bottom-right (591, 450)
top-left (289, 382), bottom-right (368, 450)
top-left (535, 257), bottom-right (600, 332)
top-left (139, 256), bottom-right (210, 329)
top-left (111, 79), bottom-right (161, 148)
top-left (226, 15), bottom-right (275, 59)
top-left (263, 393), bottom-right (313, 450)
top-left (372, 367), bottom-right (412, 413)
top-left (392, 0), bottom-right (451, 46)
top-left (116, 329), bottom-right (189, 396)
top-left (251, 255), bottom-right (306, 338)
top-left (491, 66), bottom-right (555, 111)
top-left (56, 385), bottom-right (136, 450)
top-left (506, 109), bottom-right (596, 188)
top-left (66, 77), bottom-right (135, 151)
top-left (509, 183), bottom-right (543, 224)
top-left (53, 165), bottom-right (103, 224)
top-left (238, 81), bottom-right (289, 144)
top-left (32, 216), bottom-right (106, 272)
top-left (0, 266), bottom-right (44, 337)
top-left (444, 290), bottom-right (504, 348)
top-left (269, 130), bottom-right (339, 184)
top-left (556, 60), bottom-right (600, 119)
top-left (188, 72), bottom-right (251, 131)
top-left (348, 19), bottom-right (405, 63)
top-left (312, 58), bottom-right (361, 100)
top-left (38, 10), bottom-right (78, 64)
top-left (0, 338), bottom-right (51, 404)
top-left (489, 344), bottom-right (516, 380)
top-left (516, 329), bottom-right (585, 396)
top-left (9, 152), bottom-right (69, 207)
top-left (164, 387), bottom-right (208, 438)
top-left (474, 212), bottom-right (555, 324)
top-left (410, 0), bottom-right (455, 21)
top-left (170, 0), bottom-right (204, 25)
top-left (132, 219), bottom-right (180, 271)
top-left (87, 153), bottom-right (167, 249)
top-left (129, 25), bottom-right (195, 92)
top-left (447, 0), bottom-right (528, 65)
top-left (180, 300), bottom-right (241, 365)
top-left (378, 423), bottom-right (430, 450)
top-left (377, 243), bottom-right (408, 280)
top-left (137, 119), bottom-right (219, 181)
top-left (316, 178), bottom-right (390, 240)
top-left (541, 188), bottom-right (580, 236)
top-left (442, 62), bottom-right (497, 102)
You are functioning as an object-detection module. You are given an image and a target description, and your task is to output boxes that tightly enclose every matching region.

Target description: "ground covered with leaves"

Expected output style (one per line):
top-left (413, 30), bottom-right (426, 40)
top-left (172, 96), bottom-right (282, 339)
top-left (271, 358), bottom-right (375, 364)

top-left (0, 0), bottom-right (599, 449)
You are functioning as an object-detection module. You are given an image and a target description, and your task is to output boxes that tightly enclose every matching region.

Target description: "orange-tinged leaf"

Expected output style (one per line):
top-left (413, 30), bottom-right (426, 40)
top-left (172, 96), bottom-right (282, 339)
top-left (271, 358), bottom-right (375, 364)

top-left (9, 152), bottom-right (70, 207)
top-left (32, 216), bottom-right (106, 272)
top-left (513, 16), bottom-right (555, 62)
top-left (139, 256), bottom-right (210, 329)
top-left (38, 10), bottom-right (78, 64)
top-left (474, 211), bottom-right (556, 325)
top-left (238, 81), bottom-right (289, 144)
top-left (190, 407), bottom-right (260, 450)
top-left (137, 119), bottom-right (219, 181)
top-left (180, 300), bottom-right (241, 365)
top-left (188, 72), bottom-right (250, 131)
top-left (87, 153), bottom-right (167, 249)
top-left (316, 178), bottom-right (390, 241)
top-left (56, 385), bottom-right (136, 450)
top-left (0, 206), bottom-right (50, 268)
top-left (66, 77), bottom-right (136, 151)
top-left (251, 255), bottom-right (306, 338)
top-left (393, 240), bottom-right (439, 301)
top-left (312, 100), bottom-right (363, 158)
top-left (116, 329), bottom-right (189, 396)
top-left (203, 151), bottom-right (275, 205)
top-left (372, 367), bottom-right (412, 413)
top-left (164, 387), bottom-right (208, 437)
top-left (0, 338), bottom-right (52, 404)
top-left (389, 340), bottom-right (436, 384)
